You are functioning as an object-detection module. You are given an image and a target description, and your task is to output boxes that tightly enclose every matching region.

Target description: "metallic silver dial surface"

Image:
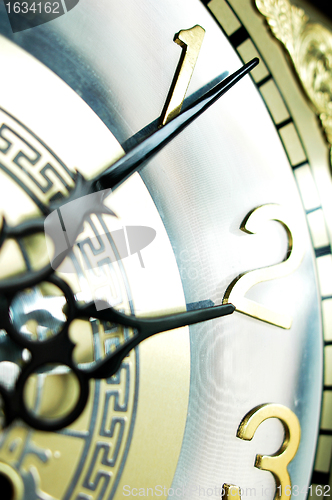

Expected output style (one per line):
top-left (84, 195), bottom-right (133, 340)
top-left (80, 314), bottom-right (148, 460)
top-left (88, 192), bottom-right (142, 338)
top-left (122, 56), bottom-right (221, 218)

top-left (0, 0), bottom-right (325, 499)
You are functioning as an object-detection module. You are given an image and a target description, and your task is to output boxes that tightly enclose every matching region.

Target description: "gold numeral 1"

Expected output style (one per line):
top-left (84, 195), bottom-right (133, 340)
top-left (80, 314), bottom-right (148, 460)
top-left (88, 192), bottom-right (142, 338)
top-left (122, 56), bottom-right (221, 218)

top-left (237, 404), bottom-right (301, 500)
top-left (223, 204), bottom-right (305, 329)
top-left (160, 25), bottom-right (205, 126)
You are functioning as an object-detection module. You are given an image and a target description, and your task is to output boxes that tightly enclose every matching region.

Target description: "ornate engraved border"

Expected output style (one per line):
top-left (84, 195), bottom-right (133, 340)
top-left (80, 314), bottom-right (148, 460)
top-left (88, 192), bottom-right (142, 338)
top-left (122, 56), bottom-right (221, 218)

top-left (255, 0), bottom-right (332, 154)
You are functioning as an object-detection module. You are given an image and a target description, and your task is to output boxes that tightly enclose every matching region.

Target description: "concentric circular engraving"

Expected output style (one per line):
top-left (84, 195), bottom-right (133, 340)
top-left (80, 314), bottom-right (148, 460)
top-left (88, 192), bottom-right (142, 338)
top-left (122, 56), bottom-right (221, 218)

top-left (0, 34), bottom-right (190, 500)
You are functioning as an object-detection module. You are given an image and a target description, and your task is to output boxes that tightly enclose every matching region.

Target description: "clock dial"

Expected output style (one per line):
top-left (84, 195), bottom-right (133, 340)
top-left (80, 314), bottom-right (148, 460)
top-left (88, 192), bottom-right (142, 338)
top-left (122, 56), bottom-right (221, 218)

top-left (0, 0), bottom-right (329, 499)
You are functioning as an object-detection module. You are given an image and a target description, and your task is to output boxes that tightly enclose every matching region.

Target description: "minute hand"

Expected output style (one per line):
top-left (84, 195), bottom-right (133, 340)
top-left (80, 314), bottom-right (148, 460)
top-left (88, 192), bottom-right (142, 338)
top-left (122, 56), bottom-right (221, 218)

top-left (0, 59), bottom-right (258, 294)
top-left (93, 58), bottom-right (259, 192)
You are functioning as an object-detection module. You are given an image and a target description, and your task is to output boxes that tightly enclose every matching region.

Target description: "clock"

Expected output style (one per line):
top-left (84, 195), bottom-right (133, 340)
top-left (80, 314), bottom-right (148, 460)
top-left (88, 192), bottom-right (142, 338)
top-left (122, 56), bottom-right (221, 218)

top-left (0, 0), bottom-right (330, 500)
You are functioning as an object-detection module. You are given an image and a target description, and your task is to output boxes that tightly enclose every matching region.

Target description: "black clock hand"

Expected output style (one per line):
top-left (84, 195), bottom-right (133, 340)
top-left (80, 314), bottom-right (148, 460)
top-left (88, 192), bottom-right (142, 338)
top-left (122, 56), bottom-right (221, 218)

top-left (2, 274), bottom-right (234, 431)
top-left (80, 301), bottom-right (235, 379)
top-left (122, 71), bottom-right (229, 151)
top-left (47, 58), bottom-right (258, 269)
top-left (93, 58), bottom-right (258, 191)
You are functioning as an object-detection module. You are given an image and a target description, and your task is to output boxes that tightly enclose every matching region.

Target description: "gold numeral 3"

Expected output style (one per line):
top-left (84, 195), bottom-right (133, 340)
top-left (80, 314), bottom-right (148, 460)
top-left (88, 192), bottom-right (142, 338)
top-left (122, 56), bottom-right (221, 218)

top-left (237, 404), bottom-right (301, 500)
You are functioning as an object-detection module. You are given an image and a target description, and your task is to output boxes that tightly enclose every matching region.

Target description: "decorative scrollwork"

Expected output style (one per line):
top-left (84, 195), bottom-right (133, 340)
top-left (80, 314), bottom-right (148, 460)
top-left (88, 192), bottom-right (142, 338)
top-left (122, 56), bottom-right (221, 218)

top-left (256, 0), bottom-right (332, 149)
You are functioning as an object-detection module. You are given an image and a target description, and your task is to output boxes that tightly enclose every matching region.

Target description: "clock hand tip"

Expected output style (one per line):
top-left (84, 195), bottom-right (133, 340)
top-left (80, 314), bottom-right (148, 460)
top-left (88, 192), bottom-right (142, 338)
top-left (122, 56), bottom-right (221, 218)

top-left (220, 302), bottom-right (235, 314)
top-left (237, 57), bottom-right (259, 78)
top-left (249, 57), bottom-right (259, 67)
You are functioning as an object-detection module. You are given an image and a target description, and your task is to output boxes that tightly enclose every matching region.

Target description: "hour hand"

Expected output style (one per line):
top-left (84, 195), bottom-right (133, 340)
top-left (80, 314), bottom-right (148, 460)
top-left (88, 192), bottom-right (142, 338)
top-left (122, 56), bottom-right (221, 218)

top-left (79, 301), bottom-right (235, 379)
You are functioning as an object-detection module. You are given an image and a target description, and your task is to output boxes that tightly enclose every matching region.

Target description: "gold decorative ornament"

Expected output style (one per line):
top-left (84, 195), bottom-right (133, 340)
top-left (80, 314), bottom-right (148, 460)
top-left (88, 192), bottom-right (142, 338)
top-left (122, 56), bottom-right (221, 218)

top-left (255, 0), bottom-right (332, 151)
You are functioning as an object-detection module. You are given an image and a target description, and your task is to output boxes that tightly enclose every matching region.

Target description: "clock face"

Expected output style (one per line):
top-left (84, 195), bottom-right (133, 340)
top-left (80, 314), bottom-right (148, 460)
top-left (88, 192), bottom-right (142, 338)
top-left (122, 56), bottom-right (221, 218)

top-left (0, 1), bottom-right (330, 500)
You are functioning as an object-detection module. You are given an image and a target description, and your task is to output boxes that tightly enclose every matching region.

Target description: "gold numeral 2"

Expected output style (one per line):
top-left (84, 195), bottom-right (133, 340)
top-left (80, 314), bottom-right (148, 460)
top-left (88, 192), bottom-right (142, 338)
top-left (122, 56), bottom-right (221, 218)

top-left (237, 404), bottom-right (301, 500)
top-left (160, 25), bottom-right (205, 126)
top-left (223, 204), bottom-right (305, 329)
